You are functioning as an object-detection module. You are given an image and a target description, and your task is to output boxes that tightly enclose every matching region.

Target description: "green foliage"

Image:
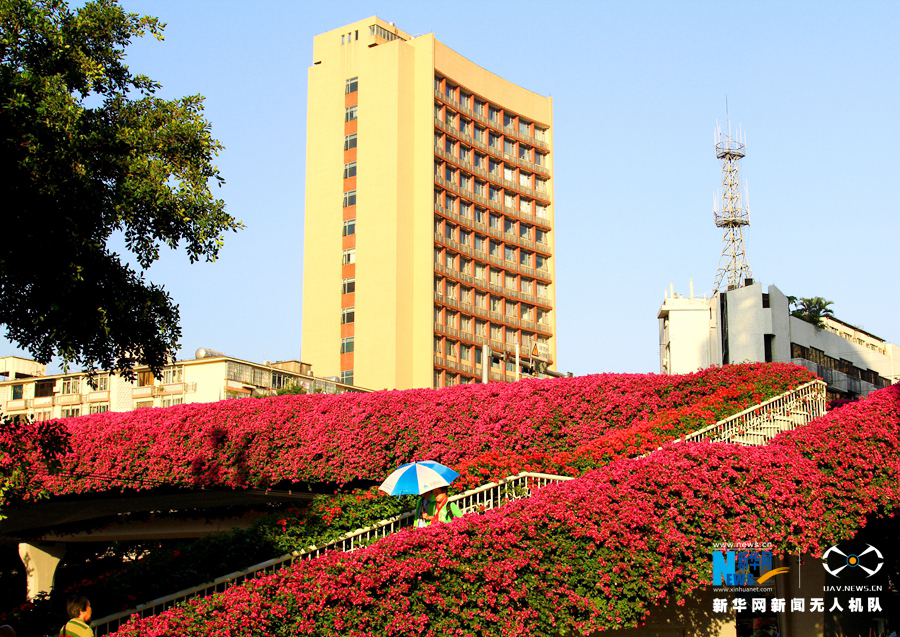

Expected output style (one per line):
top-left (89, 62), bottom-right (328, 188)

top-left (0, 0), bottom-right (242, 379)
top-left (788, 296), bottom-right (834, 328)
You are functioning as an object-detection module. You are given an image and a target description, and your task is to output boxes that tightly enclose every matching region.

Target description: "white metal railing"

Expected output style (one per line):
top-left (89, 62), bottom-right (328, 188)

top-left (91, 472), bottom-right (571, 635)
top-left (677, 380), bottom-right (826, 447)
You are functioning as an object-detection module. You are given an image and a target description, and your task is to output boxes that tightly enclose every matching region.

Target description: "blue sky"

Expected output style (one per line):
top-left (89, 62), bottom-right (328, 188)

top-left (4, 0), bottom-right (899, 377)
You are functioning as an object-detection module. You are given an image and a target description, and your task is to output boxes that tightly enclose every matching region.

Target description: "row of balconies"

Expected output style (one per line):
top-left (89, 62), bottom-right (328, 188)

top-left (4, 382), bottom-right (195, 412)
top-left (435, 262), bottom-right (548, 308)
top-left (432, 353), bottom-right (539, 383)
top-left (434, 204), bottom-right (549, 256)
top-left (432, 289), bottom-right (552, 337)
top-left (433, 172), bottom-right (551, 234)
top-left (433, 322), bottom-right (549, 363)
top-left (433, 232), bottom-right (551, 286)
top-left (433, 88), bottom-right (551, 152)
top-left (434, 118), bottom-right (551, 178)
top-left (433, 146), bottom-right (551, 202)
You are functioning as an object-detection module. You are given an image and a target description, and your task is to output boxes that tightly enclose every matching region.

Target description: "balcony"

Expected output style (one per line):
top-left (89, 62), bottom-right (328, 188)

top-left (32, 395), bottom-right (55, 408)
top-left (87, 391), bottom-right (110, 403)
top-left (5, 399), bottom-right (27, 411)
top-left (158, 382), bottom-right (186, 395)
top-left (58, 393), bottom-right (83, 406)
top-left (131, 386), bottom-right (154, 399)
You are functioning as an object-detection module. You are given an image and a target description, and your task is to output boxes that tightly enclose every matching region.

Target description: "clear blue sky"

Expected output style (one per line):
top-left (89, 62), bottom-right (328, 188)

top-left (4, 0), bottom-right (899, 377)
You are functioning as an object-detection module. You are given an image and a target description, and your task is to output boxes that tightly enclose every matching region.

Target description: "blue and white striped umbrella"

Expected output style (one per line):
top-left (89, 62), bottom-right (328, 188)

top-left (378, 461), bottom-right (460, 496)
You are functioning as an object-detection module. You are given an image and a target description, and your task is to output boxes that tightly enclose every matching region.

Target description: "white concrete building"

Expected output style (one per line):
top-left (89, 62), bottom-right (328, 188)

top-left (1, 352), bottom-right (369, 421)
top-left (658, 282), bottom-right (899, 400)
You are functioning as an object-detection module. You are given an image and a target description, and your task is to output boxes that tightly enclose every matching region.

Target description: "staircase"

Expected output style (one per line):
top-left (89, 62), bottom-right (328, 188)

top-left (91, 380), bottom-right (827, 635)
top-left (91, 471), bottom-right (573, 636)
top-left (678, 379), bottom-right (827, 446)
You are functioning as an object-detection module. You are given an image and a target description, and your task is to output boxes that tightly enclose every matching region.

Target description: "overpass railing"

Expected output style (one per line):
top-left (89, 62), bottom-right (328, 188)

top-left (92, 471), bottom-right (572, 635)
top-left (677, 379), bottom-right (826, 446)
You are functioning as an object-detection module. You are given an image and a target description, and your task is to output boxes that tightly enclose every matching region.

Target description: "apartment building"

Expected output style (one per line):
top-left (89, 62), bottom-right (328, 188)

top-left (301, 17), bottom-right (556, 391)
top-left (658, 282), bottom-right (899, 400)
top-left (0, 352), bottom-right (368, 421)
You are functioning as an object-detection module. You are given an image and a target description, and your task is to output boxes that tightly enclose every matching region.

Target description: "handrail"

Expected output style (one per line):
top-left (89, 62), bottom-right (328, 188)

top-left (677, 379), bottom-right (827, 446)
top-left (92, 471), bottom-right (572, 635)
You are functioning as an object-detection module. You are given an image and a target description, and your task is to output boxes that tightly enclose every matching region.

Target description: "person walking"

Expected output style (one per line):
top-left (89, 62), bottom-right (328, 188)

top-left (59, 596), bottom-right (93, 637)
top-left (417, 486), bottom-right (462, 526)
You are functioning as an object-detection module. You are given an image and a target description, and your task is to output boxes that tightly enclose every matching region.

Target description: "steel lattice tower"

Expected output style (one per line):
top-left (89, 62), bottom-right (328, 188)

top-left (712, 122), bottom-right (752, 291)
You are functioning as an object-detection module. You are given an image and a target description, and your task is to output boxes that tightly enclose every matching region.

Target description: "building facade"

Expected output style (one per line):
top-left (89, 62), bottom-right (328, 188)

top-left (658, 282), bottom-right (899, 400)
top-left (0, 353), bottom-right (367, 421)
top-left (302, 17), bottom-right (556, 391)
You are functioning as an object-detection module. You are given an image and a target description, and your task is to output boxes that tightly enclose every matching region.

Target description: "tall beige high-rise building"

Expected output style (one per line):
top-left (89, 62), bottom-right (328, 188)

top-left (302, 17), bottom-right (556, 390)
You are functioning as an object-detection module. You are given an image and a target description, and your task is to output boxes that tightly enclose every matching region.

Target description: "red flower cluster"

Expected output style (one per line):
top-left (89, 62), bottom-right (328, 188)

top-left (109, 383), bottom-right (900, 637)
top-left (13, 363), bottom-right (811, 500)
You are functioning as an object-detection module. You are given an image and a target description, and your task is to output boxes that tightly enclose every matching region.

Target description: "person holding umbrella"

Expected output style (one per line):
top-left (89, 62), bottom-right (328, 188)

top-left (379, 461), bottom-right (463, 527)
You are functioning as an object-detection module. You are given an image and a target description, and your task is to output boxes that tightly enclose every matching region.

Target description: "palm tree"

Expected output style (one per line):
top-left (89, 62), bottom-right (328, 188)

top-left (789, 296), bottom-right (834, 328)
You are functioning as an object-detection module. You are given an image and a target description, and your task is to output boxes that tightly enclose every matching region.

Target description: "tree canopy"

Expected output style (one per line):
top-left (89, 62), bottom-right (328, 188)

top-left (788, 296), bottom-right (835, 328)
top-left (0, 0), bottom-right (241, 379)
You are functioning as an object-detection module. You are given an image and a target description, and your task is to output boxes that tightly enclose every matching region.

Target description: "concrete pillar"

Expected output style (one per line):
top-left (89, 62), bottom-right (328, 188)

top-left (18, 542), bottom-right (66, 600)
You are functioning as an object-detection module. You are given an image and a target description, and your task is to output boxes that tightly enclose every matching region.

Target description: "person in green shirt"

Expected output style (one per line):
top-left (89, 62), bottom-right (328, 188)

top-left (417, 486), bottom-right (463, 526)
top-left (59, 596), bottom-right (93, 637)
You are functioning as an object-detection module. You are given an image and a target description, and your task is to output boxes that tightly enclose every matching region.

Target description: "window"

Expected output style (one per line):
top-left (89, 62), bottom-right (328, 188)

top-left (445, 253), bottom-right (456, 269)
top-left (475, 347), bottom-right (483, 365)
top-left (491, 296), bottom-right (502, 312)
top-left (536, 203), bottom-right (548, 219)
top-left (345, 77), bottom-right (358, 93)
top-left (341, 307), bottom-right (355, 324)
top-left (445, 165), bottom-right (455, 182)
top-left (62, 407), bottom-right (81, 418)
top-left (475, 292), bottom-right (486, 308)
top-left (343, 190), bottom-right (356, 207)
top-left (134, 401), bottom-right (153, 409)
top-left (344, 133), bottom-right (357, 150)
top-left (535, 151), bottom-right (545, 165)
top-left (343, 219), bottom-right (356, 236)
top-left (506, 360), bottom-right (516, 372)
top-left (505, 273), bottom-right (516, 289)
top-left (138, 371), bottom-right (154, 387)
top-left (459, 230), bottom-right (470, 246)
top-left (489, 158), bottom-right (500, 175)
top-left (474, 208), bottom-right (485, 224)
top-left (536, 255), bottom-right (548, 271)
top-left (475, 263), bottom-right (485, 279)
top-left (460, 201), bottom-right (471, 218)
top-left (535, 127), bottom-right (547, 142)
top-left (459, 173), bottom-right (470, 190)
top-left (474, 180), bottom-right (485, 196)
top-left (491, 325), bottom-right (502, 341)
top-left (345, 105), bottom-right (358, 122)
top-left (474, 152), bottom-right (485, 168)
top-left (537, 282), bottom-right (549, 298)
top-left (519, 119), bottom-right (529, 135)
top-left (520, 250), bottom-right (530, 267)
top-left (445, 340), bottom-right (456, 357)
top-left (162, 367), bottom-right (183, 384)
top-left (489, 132), bottom-right (500, 148)
top-left (435, 276), bottom-right (443, 294)
top-left (433, 370), bottom-right (442, 388)
top-left (445, 138), bottom-right (456, 154)
top-left (519, 145), bottom-right (531, 160)
top-left (340, 370), bottom-right (354, 385)
top-left (160, 398), bottom-right (182, 408)
top-left (489, 106), bottom-right (499, 122)
top-left (445, 223), bottom-right (455, 240)
top-left (343, 162), bottom-right (357, 178)
top-left (489, 214), bottom-right (501, 229)
top-left (342, 277), bottom-right (355, 294)
top-left (459, 119), bottom-right (470, 135)
top-left (505, 246), bottom-right (516, 262)
top-left (341, 337), bottom-right (354, 354)
top-left (460, 344), bottom-right (470, 362)
top-left (35, 380), bottom-right (54, 397)
top-left (475, 99), bottom-right (485, 116)
top-left (520, 198), bottom-right (532, 214)
top-left (444, 82), bottom-right (455, 99)
top-left (446, 282), bottom-right (457, 298)
top-left (504, 165), bottom-right (515, 181)
top-left (506, 301), bottom-right (517, 317)
top-left (536, 178), bottom-right (548, 193)
top-left (475, 126), bottom-right (485, 142)
top-left (474, 235), bottom-right (485, 252)
top-left (505, 192), bottom-right (516, 208)
top-left (489, 240), bottom-right (500, 256)
top-left (521, 305), bottom-right (533, 321)
top-left (61, 376), bottom-right (80, 395)
top-left (521, 278), bottom-right (532, 293)
top-left (537, 309), bottom-right (549, 325)
top-left (342, 248), bottom-right (356, 265)
top-left (11, 384), bottom-right (23, 400)
top-left (445, 110), bottom-right (456, 127)
top-left (476, 320), bottom-right (487, 336)
top-left (86, 374), bottom-right (109, 391)
top-left (504, 113), bottom-right (514, 128)
top-left (460, 316), bottom-right (471, 333)
top-left (490, 269), bottom-right (501, 285)
top-left (519, 224), bottom-right (531, 240)
top-left (504, 138), bottom-right (515, 155)
top-left (489, 186), bottom-right (500, 202)
top-left (445, 311), bottom-right (457, 328)
top-left (519, 171), bottom-right (531, 187)
top-left (536, 228), bottom-right (547, 244)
